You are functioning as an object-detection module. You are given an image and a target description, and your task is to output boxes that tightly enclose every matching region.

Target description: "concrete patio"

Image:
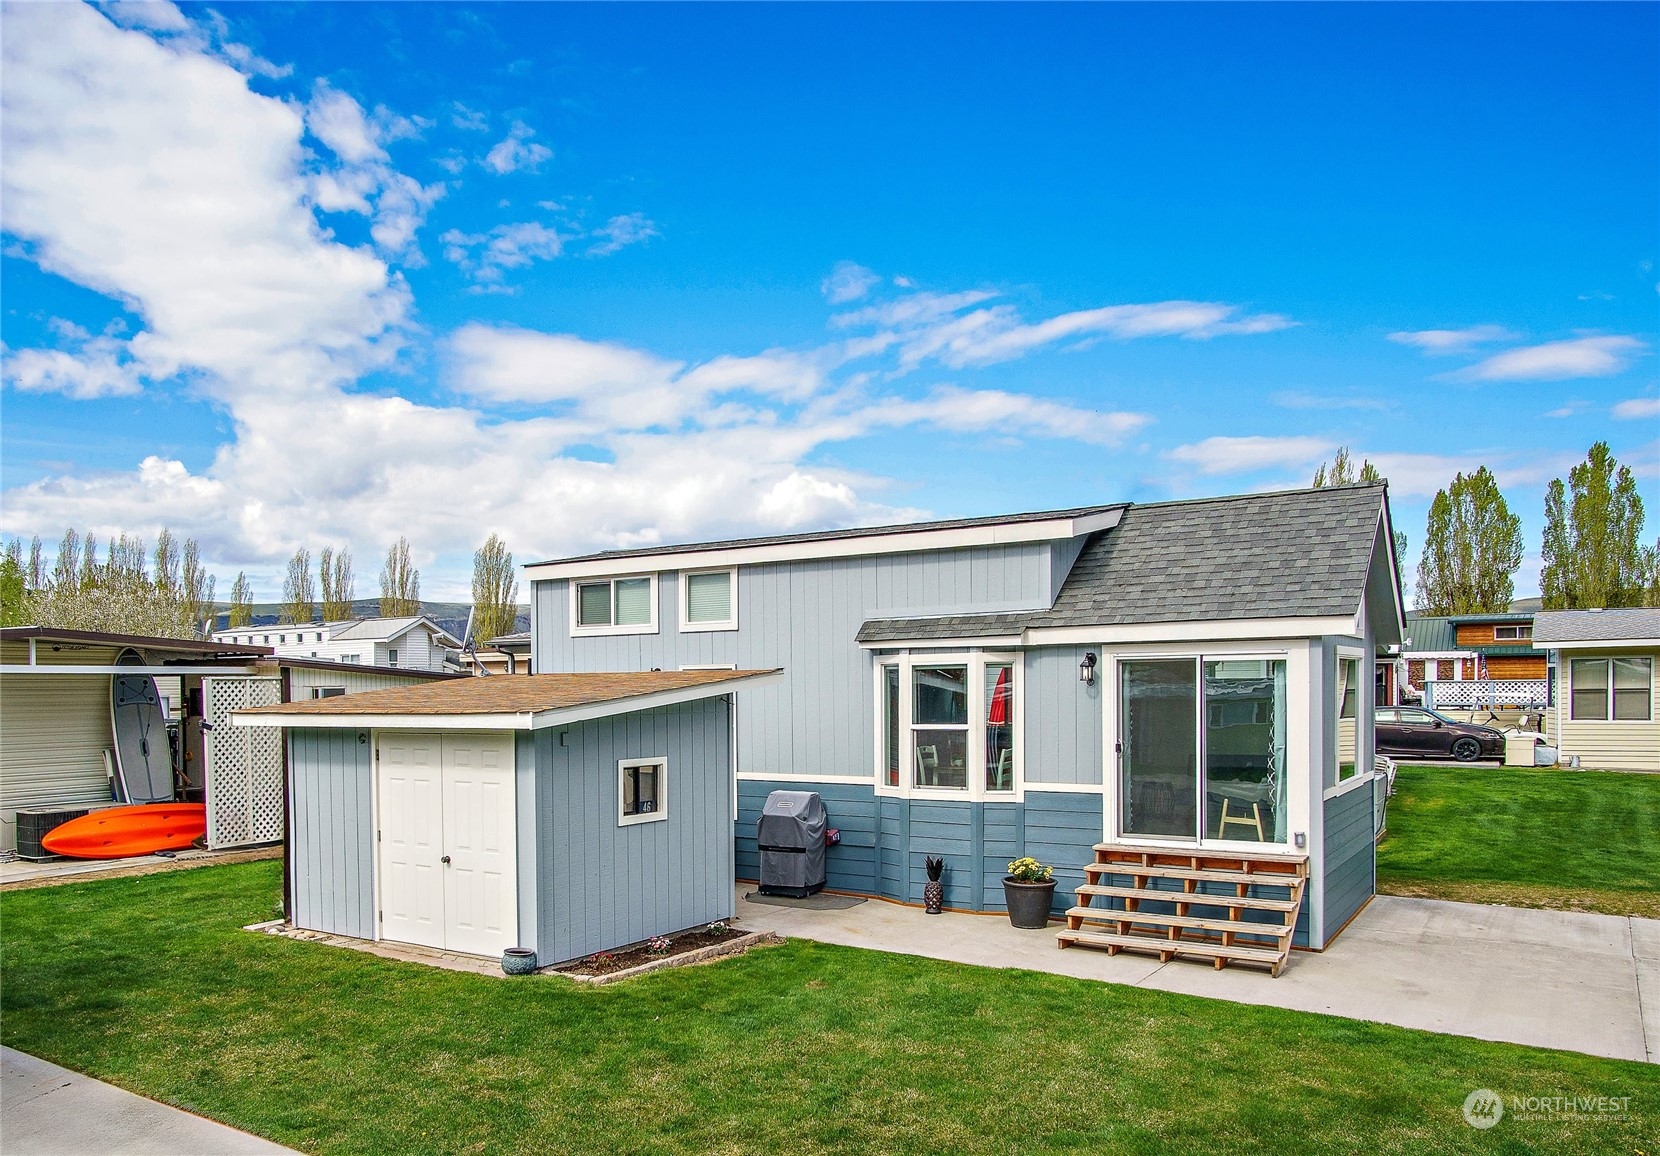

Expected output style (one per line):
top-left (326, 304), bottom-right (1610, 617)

top-left (736, 888), bottom-right (1659, 1064)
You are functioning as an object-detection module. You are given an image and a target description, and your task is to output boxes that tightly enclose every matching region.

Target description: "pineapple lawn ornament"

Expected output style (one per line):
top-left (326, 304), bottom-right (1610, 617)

top-left (923, 855), bottom-right (945, 914)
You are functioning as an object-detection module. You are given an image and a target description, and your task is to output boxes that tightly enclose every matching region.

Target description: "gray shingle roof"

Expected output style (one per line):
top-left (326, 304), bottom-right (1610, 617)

top-left (855, 484), bottom-right (1387, 641)
top-left (529, 503), bottom-right (1126, 567)
top-left (1533, 608), bottom-right (1660, 644)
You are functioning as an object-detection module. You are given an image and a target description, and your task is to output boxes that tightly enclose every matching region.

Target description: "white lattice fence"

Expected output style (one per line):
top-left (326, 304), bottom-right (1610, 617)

top-left (202, 677), bottom-right (285, 849)
top-left (1425, 679), bottom-right (1549, 709)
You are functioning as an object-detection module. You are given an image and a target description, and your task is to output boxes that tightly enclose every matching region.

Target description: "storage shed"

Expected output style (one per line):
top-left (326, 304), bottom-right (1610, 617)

top-left (235, 668), bottom-right (781, 966)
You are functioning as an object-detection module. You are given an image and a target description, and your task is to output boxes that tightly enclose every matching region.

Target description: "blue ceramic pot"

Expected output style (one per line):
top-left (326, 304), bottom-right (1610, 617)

top-left (501, 947), bottom-right (538, 975)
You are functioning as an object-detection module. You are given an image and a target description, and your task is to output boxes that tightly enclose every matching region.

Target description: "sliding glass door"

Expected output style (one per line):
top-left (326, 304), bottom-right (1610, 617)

top-left (1120, 660), bottom-right (1199, 837)
top-left (1119, 656), bottom-right (1287, 844)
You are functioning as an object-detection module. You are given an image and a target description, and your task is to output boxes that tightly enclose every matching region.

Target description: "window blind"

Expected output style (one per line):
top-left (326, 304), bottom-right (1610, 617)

top-left (614, 578), bottom-right (652, 626)
top-left (578, 582), bottom-right (612, 626)
top-left (685, 571), bottom-right (732, 623)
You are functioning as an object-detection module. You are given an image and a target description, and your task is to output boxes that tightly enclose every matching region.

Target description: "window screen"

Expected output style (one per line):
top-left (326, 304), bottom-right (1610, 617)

top-left (1613, 657), bottom-right (1652, 721)
top-left (1571, 659), bottom-right (1609, 721)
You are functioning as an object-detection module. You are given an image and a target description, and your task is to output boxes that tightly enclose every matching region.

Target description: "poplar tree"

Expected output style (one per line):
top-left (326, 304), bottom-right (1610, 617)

top-left (1311, 446), bottom-right (1383, 488)
top-left (280, 547), bottom-right (315, 624)
top-left (319, 546), bottom-right (356, 621)
top-left (227, 572), bottom-right (254, 628)
top-left (379, 537), bottom-right (421, 617)
top-left (1540, 442), bottom-right (1648, 609)
top-left (471, 533), bottom-right (519, 644)
top-left (1414, 467), bottom-right (1524, 614)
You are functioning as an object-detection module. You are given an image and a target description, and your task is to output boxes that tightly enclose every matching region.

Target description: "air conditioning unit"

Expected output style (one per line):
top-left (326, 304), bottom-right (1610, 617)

top-left (14, 806), bottom-right (91, 861)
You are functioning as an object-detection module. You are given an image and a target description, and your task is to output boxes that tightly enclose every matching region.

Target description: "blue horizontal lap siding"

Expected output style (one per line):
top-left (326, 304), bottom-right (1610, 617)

top-left (288, 728), bottom-right (375, 940)
top-left (1323, 780), bottom-right (1377, 944)
top-left (739, 781), bottom-right (1102, 916)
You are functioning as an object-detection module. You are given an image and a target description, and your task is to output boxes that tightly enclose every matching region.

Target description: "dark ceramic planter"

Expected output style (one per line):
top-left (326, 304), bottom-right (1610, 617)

top-left (501, 947), bottom-right (538, 975)
top-left (1002, 878), bottom-right (1057, 929)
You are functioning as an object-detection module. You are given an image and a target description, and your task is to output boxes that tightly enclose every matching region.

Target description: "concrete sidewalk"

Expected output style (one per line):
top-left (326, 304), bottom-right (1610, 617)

top-left (737, 889), bottom-right (1659, 1064)
top-left (1, 1047), bottom-right (298, 1155)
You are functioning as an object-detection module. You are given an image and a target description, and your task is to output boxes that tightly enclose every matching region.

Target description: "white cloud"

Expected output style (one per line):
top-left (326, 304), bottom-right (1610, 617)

top-left (587, 213), bottom-right (658, 257)
top-left (1, 1), bottom-right (411, 395)
top-left (1271, 389), bottom-right (1390, 412)
top-left (451, 102), bottom-right (489, 132)
top-left (836, 292), bottom-right (1294, 370)
top-left (3, 336), bottom-right (144, 399)
top-left (441, 222), bottom-right (563, 287)
top-left (1387, 325), bottom-right (1515, 354)
top-left (1460, 335), bottom-right (1647, 382)
top-left (306, 80), bottom-right (386, 165)
top-left (821, 261), bottom-right (880, 304)
top-left (483, 120), bottom-right (552, 174)
top-left (302, 81), bottom-right (443, 261)
top-left (1613, 397), bottom-right (1660, 420)
top-left (0, 6), bottom-right (1220, 593)
top-left (1166, 436), bottom-right (1333, 476)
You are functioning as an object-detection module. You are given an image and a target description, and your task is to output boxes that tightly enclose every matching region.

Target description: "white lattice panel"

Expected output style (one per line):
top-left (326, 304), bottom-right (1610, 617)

top-left (203, 677), bottom-right (285, 849)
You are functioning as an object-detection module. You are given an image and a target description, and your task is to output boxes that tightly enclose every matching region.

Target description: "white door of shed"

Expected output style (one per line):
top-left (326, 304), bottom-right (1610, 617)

top-left (440, 734), bottom-right (517, 957)
top-left (378, 732), bottom-right (445, 950)
top-left (376, 731), bottom-right (517, 957)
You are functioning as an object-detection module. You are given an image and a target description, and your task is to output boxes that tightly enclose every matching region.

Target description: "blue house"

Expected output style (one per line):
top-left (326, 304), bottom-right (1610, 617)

top-left (525, 483), bottom-right (1403, 964)
top-left (252, 483), bottom-right (1400, 974)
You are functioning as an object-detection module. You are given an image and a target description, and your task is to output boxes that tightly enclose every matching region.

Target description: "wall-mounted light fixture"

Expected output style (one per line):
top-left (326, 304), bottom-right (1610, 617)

top-left (1079, 652), bottom-right (1097, 686)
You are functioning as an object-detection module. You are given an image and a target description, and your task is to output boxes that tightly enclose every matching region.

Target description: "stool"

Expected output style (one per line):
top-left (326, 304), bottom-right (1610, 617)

top-left (1217, 797), bottom-right (1264, 840)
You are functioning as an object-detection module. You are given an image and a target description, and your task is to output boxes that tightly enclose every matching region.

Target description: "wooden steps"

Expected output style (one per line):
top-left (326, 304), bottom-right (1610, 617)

top-left (1058, 845), bottom-right (1309, 977)
top-left (1055, 928), bottom-right (1287, 968)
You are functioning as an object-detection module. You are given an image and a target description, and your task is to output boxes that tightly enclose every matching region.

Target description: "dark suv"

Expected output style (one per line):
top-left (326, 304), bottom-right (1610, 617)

top-left (1375, 707), bottom-right (1505, 762)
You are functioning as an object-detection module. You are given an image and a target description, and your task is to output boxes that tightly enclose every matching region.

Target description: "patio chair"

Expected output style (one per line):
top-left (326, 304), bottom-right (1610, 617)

top-left (915, 745), bottom-right (939, 786)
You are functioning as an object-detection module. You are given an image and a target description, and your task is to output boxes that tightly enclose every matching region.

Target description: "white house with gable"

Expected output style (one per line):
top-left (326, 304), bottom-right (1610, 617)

top-left (212, 616), bottom-right (463, 673)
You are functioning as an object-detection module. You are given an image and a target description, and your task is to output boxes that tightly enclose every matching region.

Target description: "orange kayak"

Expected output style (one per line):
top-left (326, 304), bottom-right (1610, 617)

top-left (40, 804), bottom-right (207, 859)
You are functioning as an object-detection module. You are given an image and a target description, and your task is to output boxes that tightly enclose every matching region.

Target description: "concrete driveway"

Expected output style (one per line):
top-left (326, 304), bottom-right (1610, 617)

top-left (0, 1047), bottom-right (298, 1155)
top-left (737, 889), bottom-right (1658, 1064)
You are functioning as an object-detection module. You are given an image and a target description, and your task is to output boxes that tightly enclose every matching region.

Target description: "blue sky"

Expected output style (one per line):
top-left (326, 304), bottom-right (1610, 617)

top-left (2, 1), bottom-right (1656, 600)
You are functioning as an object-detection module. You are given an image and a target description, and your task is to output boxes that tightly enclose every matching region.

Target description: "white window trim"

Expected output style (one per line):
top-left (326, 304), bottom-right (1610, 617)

top-left (873, 651), bottom-right (1024, 803)
top-left (618, 756), bottom-right (668, 826)
top-left (1494, 625), bottom-right (1532, 641)
top-left (1567, 655), bottom-right (1654, 724)
top-left (570, 574), bottom-right (661, 638)
top-left (679, 567), bottom-right (738, 633)
top-left (1333, 645), bottom-right (1368, 786)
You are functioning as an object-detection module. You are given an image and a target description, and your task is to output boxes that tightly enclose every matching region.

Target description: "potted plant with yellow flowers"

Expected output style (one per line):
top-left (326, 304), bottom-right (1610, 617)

top-left (1003, 857), bottom-right (1056, 929)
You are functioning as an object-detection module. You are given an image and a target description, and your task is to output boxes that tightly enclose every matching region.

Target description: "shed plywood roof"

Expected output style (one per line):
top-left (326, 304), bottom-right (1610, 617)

top-left (242, 668), bottom-right (779, 718)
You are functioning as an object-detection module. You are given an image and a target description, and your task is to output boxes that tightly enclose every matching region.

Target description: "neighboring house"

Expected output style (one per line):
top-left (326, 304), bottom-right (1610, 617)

top-left (1534, 609), bottom-right (1660, 772)
top-left (461, 631), bottom-right (533, 676)
top-left (1389, 611), bottom-right (1546, 711)
top-left (521, 483), bottom-right (1403, 955)
top-left (237, 669), bottom-right (778, 965)
top-left (212, 616), bottom-right (463, 672)
top-left (0, 626), bottom-right (458, 853)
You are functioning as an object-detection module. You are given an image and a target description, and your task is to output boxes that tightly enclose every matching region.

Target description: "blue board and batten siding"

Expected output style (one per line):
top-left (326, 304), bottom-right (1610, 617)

top-left (736, 780), bottom-right (1101, 916)
top-left (534, 545), bottom-right (1064, 783)
top-left (287, 728), bottom-right (375, 939)
top-left (532, 698), bottom-right (734, 965)
top-left (285, 698), bottom-right (735, 964)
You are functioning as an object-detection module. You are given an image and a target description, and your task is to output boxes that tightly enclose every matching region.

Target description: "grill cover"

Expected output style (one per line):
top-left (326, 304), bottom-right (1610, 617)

top-left (757, 790), bottom-right (827, 897)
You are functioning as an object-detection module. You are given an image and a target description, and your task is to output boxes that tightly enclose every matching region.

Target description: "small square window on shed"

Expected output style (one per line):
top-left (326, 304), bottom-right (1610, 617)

top-left (311, 687), bottom-right (346, 699)
top-left (619, 757), bottom-right (667, 826)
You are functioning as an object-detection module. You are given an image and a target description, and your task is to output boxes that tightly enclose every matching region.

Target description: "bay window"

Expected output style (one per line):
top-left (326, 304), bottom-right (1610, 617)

top-left (876, 654), bottom-right (1019, 798)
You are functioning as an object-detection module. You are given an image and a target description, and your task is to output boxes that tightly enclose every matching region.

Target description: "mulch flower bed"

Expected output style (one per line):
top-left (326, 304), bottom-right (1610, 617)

top-left (557, 923), bottom-right (748, 977)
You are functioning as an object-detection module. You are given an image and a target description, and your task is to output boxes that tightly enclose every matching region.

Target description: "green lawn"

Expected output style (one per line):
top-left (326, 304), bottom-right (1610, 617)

top-left (1, 863), bottom-right (1653, 1154)
top-left (1378, 765), bottom-right (1660, 918)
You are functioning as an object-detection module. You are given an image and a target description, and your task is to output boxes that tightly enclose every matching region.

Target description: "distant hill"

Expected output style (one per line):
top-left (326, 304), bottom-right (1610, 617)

top-left (210, 599), bottom-right (530, 641)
